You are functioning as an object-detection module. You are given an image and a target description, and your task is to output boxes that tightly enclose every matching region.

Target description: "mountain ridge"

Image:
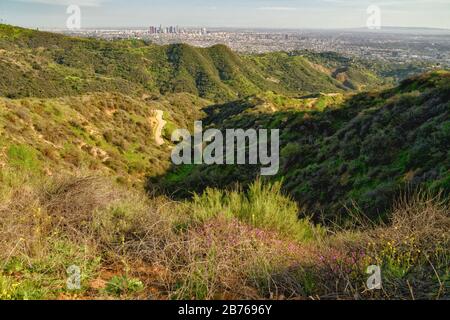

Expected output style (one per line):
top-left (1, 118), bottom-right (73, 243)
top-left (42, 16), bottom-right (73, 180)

top-left (0, 23), bottom-right (389, 101)
top-left (0, 24), bottom-right (449, 301)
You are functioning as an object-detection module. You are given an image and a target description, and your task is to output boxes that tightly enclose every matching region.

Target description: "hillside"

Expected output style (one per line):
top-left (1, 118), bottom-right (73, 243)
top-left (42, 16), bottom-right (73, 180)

top-left (0, 24), bottom-right (388, 101)
top-left (0, 25), bottom-right (448, 301)
top-left (0, 92), bottom-right (209, 185)
top-left (157, 71), bottom-right (450, 221)
top-left (243, 51), bottom-right (381, 92)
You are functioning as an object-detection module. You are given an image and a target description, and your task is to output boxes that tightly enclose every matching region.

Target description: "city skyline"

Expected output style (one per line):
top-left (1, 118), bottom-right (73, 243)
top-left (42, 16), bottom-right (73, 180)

top-left (1, 0), bottom-right (450, 30)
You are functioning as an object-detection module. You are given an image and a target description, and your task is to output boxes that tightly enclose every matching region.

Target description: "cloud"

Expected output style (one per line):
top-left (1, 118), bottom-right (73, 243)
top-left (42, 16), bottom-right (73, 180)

top-left (13, 0), bottom-right (106, 7)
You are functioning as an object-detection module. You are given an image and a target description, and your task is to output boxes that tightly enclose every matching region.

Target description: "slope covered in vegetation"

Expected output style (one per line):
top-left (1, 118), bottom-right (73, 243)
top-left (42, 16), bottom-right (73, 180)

top-left (0, 25), bottom-right (448, 300)
top-left (158, 71), bottom-right (450, 221)
top-left (0, 24), bottom-right (388, 101)
top-left (0, 172), bottom-right (448, 300)
top-left (0, 92), bottom-right (209, 184)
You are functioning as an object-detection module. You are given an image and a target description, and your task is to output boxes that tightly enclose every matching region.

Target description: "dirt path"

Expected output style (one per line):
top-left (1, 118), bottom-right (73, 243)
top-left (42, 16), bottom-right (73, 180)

top-left (151, 110), bottom-right (167, 146)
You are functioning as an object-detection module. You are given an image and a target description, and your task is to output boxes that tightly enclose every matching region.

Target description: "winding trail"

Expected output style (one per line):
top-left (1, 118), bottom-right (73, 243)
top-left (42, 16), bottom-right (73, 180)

top-left (151, 110), bottom-right (167, 146)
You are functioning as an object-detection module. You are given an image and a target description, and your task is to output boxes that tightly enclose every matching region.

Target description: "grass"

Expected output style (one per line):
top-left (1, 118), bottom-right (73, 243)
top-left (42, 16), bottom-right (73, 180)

top-left (105, 275), bottom-right (144, 297)
top-left (0, 92), bottom-right (209, 183)
top-left (0, 167), bottom-right (448, 300)
top-left (190, 179), bottom-right (324, 242)
top-left (0, 25), bottom-right (448, 301)
top-left (7, 144), bottom-right (41, 172)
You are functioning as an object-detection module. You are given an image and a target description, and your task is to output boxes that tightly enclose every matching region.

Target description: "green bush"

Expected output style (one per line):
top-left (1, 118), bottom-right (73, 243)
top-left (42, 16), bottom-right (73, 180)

top-left (191, 180), bottom-right (324, 242)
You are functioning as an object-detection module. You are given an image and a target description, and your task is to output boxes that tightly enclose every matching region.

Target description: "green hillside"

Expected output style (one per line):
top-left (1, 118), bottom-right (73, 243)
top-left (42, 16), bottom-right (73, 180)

top-left (158, 71), bottom-right (450, 221)
top-left (0, 25), bottom-right (448, 300)
top-left (243, 51), bottom-right (381, 92)
top-left (0, 24), bottom-right (388, 101)
top-left (0, 92), bottom-right (209, 185)
top-left (1, 23), bottom-right (446, 223)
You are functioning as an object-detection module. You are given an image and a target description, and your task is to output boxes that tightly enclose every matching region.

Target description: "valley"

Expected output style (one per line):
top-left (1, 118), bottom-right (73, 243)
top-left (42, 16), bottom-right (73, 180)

top-left (0, 24), bottom-right (448, 301)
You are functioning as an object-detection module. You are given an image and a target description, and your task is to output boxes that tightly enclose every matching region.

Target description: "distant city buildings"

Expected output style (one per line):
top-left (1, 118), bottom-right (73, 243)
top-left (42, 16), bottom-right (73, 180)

top-left (58, 27), bottom-right (450, 67)
top-left (148, 25), bottom-right (207, 35)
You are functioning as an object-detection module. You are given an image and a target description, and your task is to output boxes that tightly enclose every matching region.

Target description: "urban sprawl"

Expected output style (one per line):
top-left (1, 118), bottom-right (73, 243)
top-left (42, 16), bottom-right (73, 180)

top-left (56, 25), bottom-right (450, 67)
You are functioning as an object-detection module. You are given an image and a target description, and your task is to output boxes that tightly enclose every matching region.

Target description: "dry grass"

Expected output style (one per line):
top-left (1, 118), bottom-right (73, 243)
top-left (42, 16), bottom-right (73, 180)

top-left (0, 173), bottom-right (448, 300)
top-left (309, 192), bottom-right (450, 300)
top-left (379, 192), bottom-right (450, 250)
top-left (151, 216), bottom-right (311, 299)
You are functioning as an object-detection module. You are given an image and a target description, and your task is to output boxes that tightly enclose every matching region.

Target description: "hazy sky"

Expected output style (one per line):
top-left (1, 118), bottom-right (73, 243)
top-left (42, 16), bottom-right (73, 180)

top-left (1, 0), bottom-right (449, 29)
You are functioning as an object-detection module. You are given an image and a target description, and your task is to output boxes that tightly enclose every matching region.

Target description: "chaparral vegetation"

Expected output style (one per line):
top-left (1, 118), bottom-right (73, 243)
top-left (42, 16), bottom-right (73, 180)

top-left (0, 24), bottom-right (448, 300)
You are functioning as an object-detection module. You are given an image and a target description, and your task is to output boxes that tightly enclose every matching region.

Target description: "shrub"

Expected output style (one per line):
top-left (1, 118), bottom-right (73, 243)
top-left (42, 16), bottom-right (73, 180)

top-left (41, 175), bottom-right (117, 230)
top-left (190, 179), bottom-right (324, 242)
top-left (0, 167), bottom-right (448, 300)
top-left (163, 216), bottom-right (308, 299)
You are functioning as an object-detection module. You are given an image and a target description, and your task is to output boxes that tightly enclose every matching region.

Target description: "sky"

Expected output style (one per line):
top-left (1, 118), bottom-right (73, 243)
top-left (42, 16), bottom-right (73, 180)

top-left (0, 0), bottom-right (449, 30)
